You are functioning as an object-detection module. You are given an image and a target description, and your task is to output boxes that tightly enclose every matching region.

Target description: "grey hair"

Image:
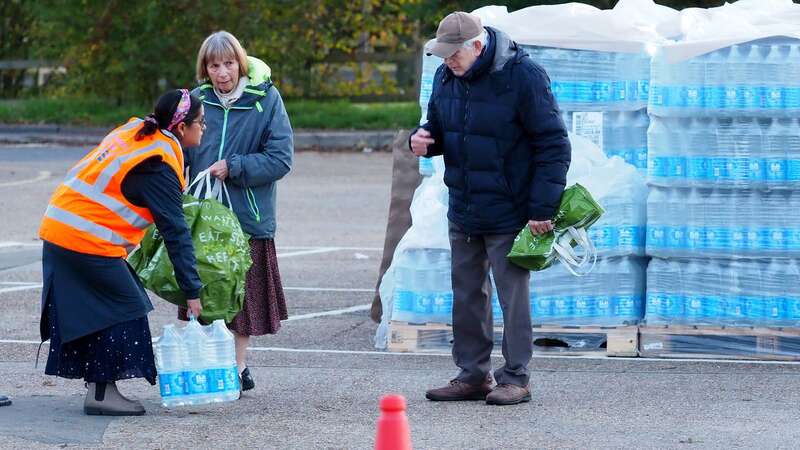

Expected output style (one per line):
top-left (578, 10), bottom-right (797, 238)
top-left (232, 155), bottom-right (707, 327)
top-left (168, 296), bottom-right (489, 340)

top-left (462, 30), bottom-right (487, 49)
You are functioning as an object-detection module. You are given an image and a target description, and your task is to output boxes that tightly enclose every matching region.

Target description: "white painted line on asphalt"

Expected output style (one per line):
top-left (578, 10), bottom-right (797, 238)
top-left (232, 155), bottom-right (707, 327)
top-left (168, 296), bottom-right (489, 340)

top-left (0, 282), bottom-right (41, 286)
top-left (284, 286), bottom-right (373, 293)
top-left (277, 246), bottom-right (381, 251)
top-left (286, 304), bottom-right (372, 321)
top-left (0, 284), bottom-right (42, 294)
top-left (0, 242), bottom-right (42, 249)
top-left (0, 170), bottom-right (51, 188)
top-left (2, 338), bottom-right (800, 365)
top-left (277, 248), bottom-right (344, 258)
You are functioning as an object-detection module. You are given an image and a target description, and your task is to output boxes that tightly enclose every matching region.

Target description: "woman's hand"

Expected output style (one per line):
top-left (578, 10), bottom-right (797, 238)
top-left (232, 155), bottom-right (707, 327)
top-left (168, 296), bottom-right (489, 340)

top-left (209, 159), bottom-right (228, 180)
top-left (186, 298), bottom-right (203, 319)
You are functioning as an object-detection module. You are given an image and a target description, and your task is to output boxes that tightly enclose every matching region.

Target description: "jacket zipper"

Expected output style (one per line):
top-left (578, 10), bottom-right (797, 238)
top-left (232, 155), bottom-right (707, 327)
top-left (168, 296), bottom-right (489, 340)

top-left (205, 101), bottom-right (262, 222)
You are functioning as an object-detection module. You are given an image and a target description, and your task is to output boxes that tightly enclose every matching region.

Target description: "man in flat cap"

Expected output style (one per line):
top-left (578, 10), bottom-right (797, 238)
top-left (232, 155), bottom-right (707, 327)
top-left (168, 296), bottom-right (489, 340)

top-left (411, 11), bottom-right (570, 406)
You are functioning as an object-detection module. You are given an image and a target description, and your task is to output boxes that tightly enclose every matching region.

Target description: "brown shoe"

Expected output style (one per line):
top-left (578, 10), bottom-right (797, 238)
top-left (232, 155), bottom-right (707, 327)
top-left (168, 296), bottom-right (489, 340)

top-left (425, 378), bottom-right (493, 401)
top-left (485, 383), bottom-right (531, 405)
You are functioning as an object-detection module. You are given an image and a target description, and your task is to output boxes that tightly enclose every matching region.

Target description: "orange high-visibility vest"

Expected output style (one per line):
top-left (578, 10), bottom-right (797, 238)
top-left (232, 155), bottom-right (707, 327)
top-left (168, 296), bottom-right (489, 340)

top-left (39, 118), bottom-right (187, 258)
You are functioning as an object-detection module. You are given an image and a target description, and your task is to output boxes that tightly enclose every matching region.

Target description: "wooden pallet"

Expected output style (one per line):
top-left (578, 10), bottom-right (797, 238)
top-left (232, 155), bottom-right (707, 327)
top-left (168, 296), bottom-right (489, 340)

top-left (388, 321), bottom-right (639, 357)
top-left (639, 325), bottom-right (800, 361)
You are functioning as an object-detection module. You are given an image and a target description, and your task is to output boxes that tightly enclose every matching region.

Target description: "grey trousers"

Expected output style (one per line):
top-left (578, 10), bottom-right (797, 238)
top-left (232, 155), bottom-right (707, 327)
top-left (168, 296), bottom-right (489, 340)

top-left (449, 222), bottom-right (532, 387)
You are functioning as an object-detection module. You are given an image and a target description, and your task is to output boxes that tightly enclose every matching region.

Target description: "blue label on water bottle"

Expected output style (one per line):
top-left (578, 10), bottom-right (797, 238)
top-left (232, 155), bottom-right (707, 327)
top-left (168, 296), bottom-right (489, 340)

top-left (666, 226), bottom-right (686, 249)
top-left (186, 370), bottom-right (209, 395)
top-left (745, 297), bottom-right (766, 323)
top-left (533, 297), bottom-right (554, 317)
top-left (745, 229), bottom-right (760, 251)
top-left (573, 296), bottom-right (594, 318)
top-left (738, 86), bottom-right (760, 109)
top-left (159, 372), bottom-right (186, 398)
top-left (687, 157), bottom-right (710, 180)
top-left (551, 81), bottom-right (575, 103)
top-left (730, 228), bottom-right (748, 250)
top-left (702, 295), bottom-right (721, 319)
top-left (614, 295), bottom-right (636, 318)
top-left (785, 298), bottom-right (800, 320)
top-left (648, 225), bottom-right (666, 249)
top-left (414, 293), bottom-right (432, 315)
top-left (649, 157), bottom-right (668, 178)
top-left (787, 229), bottom-right (800, 251)
top-left (765, 228), bottom-right (787, 251)
top-left (646, 293), bottom-right (665, 320)
top-left (762, 298), bottom-right (785, 322)
top-left (665, 294), bottom-right (684, 319)
top-left (627, 80), bottom-right (640, 102)
top-left (590, 227), bottom-right (617, 249)
top-left (724, 87), bottom-right (739, 109)
top-left (684, 295), bottom-right (704, 320)
top-left (685, 227), bottom-right (705, 250)
top-left (552, 296), bottom-right (573, 318)
top-left (786, 160), bottom-right (800, 181)
top-left (765, 87), bottom-right (784, 109)
top-left (206, 368), bottom-right (227, 393)
top-left (705, 227), bottom-right (730, 251)
top-left (710, 157), bottom-right (730, 181)
top-left (595, 296), bottom-right (613, 317)
top-left (667, 157), bottom-right (687, 179)
top-left (725, 297), bottom-right (747, 321)
top-left (593, 81), bottom-right (612, 102)
top-left (638, 80), bottom-right (650, 99)
top-left (684, 86), bottom-right (704, 108)
top-left (784, 87), bottom-right (800, 109)
top-left (636, 148), bottom-right (648, 169)
top-left (574, 81), bottom-right (594, 103)
top-left (226, 366), bottom-right (240, 391)
top-left (612, 81), bottom-right (627, 101)
top-left (649, 85), bottom-right (666, 108)
top-left (747, 158), bottom-right (765, 182)
top-left (618, 226), bottom-right (640, 248)
top-left (394, 290), bottom-right (414, 313)
top-left (707, 86), bottom-right (727, 110)
top-left (729, 157), bottom-right (750, 181)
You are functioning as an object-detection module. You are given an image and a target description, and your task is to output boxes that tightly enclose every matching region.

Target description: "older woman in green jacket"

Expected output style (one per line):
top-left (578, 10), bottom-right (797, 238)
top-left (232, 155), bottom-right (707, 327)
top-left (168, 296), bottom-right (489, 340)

top-left (181, 31), bottom-right (294, 392)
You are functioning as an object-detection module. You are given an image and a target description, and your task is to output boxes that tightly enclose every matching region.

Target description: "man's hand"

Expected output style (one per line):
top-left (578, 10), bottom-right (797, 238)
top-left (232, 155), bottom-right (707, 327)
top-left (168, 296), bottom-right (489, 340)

top-left (410, 129), bottom-right (435, 156)
top-left (528, 219), bottom-right (554, 236)
top-left (186, 298), bottom-right (203, 319)
top-left (209, 159), bottom-right (228, 180)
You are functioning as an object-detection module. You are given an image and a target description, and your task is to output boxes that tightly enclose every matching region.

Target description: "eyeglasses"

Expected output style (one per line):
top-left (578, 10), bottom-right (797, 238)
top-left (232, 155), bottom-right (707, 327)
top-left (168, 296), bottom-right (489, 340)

top-left (192, 117), bottom-right (206, 129)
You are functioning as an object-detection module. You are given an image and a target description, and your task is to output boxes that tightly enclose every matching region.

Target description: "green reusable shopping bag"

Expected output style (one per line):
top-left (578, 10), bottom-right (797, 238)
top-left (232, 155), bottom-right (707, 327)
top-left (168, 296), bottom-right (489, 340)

top-left (129, 171), bottom-right (252, 322)
top-left (506, 183), bottom-right (604, 275)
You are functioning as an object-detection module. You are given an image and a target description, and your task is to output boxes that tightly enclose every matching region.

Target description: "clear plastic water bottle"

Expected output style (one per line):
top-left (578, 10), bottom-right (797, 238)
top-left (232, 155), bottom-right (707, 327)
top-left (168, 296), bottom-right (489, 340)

top-left (205, 320), bottom-right (240, 402)
top-left (785, 118), bottom-right (800, 183)
top-left (685, 188), bottom-right (705, 254)
top-left (182, 317), bottom-right (211, 405)
top-left (763, 44), bottom-right (786, 113)
top-left (784, 44), bottom-right (800, 114)
top-left (705, 47), bottom-right (730, 114)
top-left (391, 254), bottom-right (414, 323)
top-left (155, 324), bottom-right (188, 408)
top-left (646, 187), bottom-right (668, 256)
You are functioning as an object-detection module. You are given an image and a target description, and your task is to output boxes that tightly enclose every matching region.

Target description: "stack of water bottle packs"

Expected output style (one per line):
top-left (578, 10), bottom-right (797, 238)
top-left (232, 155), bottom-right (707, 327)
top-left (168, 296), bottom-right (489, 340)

top-left (645, 37), bottom-right (800, 331)
top-left (154, 318), bottom-right (240, 407)
top-left (523, 45), bottom-right (651, 173)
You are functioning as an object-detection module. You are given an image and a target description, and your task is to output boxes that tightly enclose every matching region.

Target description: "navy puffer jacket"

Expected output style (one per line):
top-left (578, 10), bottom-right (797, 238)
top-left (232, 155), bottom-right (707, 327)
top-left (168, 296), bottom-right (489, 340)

top-left (415, 28), bottom-right (571, 235)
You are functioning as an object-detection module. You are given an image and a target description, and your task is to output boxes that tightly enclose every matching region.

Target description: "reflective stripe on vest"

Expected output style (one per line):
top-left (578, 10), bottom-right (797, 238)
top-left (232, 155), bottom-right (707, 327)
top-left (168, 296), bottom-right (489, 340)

top-left (39, 118), bottom-right (186, 257)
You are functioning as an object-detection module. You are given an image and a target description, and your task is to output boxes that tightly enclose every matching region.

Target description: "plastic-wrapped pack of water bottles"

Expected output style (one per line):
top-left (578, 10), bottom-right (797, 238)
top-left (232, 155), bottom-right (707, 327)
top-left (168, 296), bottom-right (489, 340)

top-left (649, 38), bottom-right (800, 118)
top-left (154, 318), bottom-right (240, 408)
top-left (523, 45), bottom-right (651, 172)
top-left (648, 116), bottom-right (800, 188)
top-left (646, 186), bottom-right (800, 258)
top-left (646, 258), bottom-right (800, 326)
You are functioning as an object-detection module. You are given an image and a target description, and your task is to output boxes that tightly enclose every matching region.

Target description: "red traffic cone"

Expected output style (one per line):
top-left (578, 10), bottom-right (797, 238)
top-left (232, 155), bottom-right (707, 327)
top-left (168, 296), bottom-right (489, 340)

top-left (375, 394), bottom-right (412, 450)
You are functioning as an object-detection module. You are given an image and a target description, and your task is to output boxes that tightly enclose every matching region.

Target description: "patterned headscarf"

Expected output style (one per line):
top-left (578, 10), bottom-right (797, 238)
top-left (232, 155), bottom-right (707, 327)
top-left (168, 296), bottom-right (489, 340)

top-left (167, 89), bottom-right (192, 131)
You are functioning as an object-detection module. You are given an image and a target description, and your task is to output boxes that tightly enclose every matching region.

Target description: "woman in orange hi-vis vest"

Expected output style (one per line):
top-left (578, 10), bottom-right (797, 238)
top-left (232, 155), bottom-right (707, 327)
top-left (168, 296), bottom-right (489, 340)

top-left (38, 89), bottom-right (205, 416)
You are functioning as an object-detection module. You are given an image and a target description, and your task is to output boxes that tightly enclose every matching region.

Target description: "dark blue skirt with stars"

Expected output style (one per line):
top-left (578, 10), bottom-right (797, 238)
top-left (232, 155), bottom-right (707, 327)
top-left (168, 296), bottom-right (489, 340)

top-left (45, 300), bottom-right (157, 385)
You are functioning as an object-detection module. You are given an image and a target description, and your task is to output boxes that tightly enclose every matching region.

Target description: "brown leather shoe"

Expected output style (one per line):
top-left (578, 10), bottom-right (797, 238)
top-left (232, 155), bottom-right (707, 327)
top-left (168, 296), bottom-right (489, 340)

top-left (425, 378), bottom-right (493, 401)
top-left (485, 383), bottom-right (531, 405)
